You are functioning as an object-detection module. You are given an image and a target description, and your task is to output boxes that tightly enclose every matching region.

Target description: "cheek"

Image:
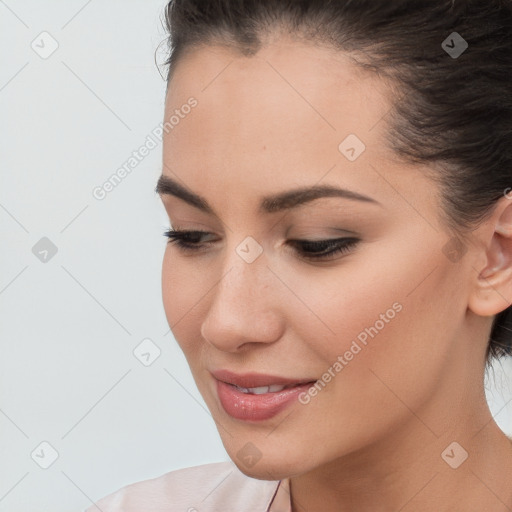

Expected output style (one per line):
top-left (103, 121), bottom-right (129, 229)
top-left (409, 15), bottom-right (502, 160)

top-left (314, 265), bottom-right (462, 423)
top-left (285, 244), bottom-right (458, 382)
top-left (161, 251), bottom-right (204, 353)
top-left (276, 258), bottom-right (405, 365)
top-left (161, 251), bottom-right (181, 326)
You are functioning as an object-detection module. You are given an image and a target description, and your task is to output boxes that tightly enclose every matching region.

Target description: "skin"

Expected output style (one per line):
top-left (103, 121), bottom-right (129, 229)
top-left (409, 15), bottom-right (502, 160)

top-left (158, 37), bottom-right (512, 512)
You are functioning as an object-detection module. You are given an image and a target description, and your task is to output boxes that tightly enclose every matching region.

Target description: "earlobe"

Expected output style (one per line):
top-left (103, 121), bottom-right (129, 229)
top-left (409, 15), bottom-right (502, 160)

top-left (468, 198), bottom-right (512, 317)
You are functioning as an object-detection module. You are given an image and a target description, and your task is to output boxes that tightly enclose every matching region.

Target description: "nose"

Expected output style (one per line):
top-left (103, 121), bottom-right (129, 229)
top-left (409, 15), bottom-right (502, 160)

top-left (200, 255), bottom-right (285, 353)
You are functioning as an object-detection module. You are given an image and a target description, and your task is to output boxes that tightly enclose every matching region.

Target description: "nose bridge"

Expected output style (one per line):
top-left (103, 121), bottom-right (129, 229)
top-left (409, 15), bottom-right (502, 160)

top-left (217, 234), bottom-right (274, 305)
top-left (200, 241), bottom-right (282, 351)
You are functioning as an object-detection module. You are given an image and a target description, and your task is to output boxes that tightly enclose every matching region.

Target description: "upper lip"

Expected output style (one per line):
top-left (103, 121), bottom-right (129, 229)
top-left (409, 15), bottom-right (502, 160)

top-left (211, 369), bottom-right (317, 388)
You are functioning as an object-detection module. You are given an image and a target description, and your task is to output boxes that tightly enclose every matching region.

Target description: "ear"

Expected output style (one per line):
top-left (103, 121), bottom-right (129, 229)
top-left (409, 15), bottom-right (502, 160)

top-left (468, 196), bottom-right (512, 317)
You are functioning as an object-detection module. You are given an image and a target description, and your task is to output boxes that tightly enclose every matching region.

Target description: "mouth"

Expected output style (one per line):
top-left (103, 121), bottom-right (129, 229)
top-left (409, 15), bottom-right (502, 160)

top-left (211, 369), bottom-right (318, 421)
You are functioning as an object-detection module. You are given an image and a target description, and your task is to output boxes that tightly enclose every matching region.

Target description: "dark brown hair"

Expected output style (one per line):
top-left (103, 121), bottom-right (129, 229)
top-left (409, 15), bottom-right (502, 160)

top-left (160, 0), bottom-right (512, 368)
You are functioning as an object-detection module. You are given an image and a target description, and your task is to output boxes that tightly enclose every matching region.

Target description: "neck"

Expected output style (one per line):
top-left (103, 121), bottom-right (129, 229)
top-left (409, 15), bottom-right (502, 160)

top-left (289, 397), bottom-right (512, 512)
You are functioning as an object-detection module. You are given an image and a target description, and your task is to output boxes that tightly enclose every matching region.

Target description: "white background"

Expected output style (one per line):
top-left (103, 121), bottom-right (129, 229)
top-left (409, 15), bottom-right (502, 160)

top-left (1, 1), bottom-right (511, 511)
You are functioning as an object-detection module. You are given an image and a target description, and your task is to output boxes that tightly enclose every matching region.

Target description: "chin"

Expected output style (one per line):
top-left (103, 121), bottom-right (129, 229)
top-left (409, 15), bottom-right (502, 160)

top-left (229, 451), bottom-right (307, 481)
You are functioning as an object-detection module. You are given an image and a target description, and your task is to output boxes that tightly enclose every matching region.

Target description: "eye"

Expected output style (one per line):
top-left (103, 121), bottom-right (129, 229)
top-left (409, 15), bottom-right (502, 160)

top-left (163, 229), bottom-right (216, 252)
top-left (163, 228), bottom-right (360, 261)
top-left (286, 237), bottom-right (359, 261)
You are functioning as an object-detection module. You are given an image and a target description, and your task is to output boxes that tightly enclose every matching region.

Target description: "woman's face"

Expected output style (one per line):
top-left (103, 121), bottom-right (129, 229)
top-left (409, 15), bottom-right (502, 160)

top-left (159, 40), bottom-right (485, 479)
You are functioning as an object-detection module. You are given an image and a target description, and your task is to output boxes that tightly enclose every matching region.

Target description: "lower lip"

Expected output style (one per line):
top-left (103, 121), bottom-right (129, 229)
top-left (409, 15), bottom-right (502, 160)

top-left (216, 379), bottom-right (316, 421)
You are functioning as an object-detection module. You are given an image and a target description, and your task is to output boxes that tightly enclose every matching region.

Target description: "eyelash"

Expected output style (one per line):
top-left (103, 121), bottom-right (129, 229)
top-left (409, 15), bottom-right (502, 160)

top-left (162, 229), bottom-right (359, 261)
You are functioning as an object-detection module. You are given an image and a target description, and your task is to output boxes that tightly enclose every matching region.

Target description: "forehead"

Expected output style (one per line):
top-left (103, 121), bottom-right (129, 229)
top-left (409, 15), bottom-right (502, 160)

top-left (161, 40), bottom-right (431, 218)
top-left (164, 40), bottom-right (390, 146)
top-left (171, 44), bottom-right (380, 145)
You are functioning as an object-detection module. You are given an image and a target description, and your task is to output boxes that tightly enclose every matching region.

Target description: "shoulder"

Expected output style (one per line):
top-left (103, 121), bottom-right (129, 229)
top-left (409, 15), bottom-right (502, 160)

top-left (84, 460), bottom-right (281, 512)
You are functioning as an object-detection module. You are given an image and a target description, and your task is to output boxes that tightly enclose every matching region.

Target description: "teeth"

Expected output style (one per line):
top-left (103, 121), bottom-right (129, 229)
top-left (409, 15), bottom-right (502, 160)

top-left (234, 384), bottom-right (287, 394)
top-left (268, 384), bottom-right (287, 392)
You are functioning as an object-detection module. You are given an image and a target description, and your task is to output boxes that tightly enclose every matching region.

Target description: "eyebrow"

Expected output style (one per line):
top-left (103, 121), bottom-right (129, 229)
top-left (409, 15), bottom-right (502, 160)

top-left (155, 174), bottom-right (382, 215)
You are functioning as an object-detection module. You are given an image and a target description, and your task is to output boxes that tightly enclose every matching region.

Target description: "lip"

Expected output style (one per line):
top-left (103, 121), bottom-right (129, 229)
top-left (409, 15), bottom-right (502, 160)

top-left (211, 369), bottom-right (316, 388)
top-left (211, 369), bottom-right (317, 422)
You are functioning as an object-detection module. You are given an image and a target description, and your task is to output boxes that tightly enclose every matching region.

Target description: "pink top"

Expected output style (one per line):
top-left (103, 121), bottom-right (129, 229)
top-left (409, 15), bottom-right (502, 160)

top-left (85, 460), bottom-right (292, 512)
